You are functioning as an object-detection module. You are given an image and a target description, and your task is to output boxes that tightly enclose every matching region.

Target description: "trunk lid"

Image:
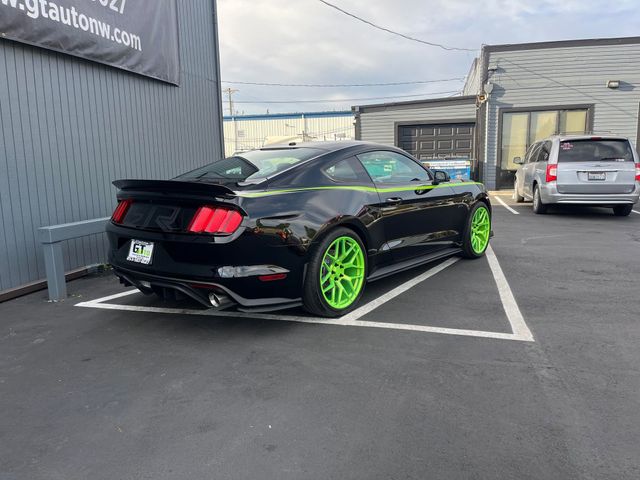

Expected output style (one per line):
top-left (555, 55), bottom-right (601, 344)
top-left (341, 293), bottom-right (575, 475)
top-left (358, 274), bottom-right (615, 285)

top-left (112, 179), bottom-right (243, 233)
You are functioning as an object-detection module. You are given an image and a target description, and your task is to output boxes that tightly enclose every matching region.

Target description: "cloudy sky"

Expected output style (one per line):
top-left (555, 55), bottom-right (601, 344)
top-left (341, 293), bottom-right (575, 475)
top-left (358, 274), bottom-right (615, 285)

top-left (217, 0), bottom-right (639, 115)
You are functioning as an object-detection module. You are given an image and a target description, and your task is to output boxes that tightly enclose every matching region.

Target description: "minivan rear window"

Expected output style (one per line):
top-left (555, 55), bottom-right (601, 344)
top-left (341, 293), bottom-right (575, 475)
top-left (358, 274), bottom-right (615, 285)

top-left (558, 139), bottom-right (634, 163)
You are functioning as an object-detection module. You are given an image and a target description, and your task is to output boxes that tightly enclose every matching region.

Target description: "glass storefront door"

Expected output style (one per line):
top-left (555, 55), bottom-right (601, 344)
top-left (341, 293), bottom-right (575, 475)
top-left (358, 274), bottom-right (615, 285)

top-left (498, 108), bottom-right (588, 189)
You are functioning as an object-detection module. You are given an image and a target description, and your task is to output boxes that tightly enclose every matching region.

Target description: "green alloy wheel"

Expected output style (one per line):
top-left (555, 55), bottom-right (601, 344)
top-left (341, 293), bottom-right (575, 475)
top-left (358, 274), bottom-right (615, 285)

top-left (319, 236), bottom-right (366, 309)
top-left (470, 206), bottom-right (491, 254)
top-left (462, 203), bottom-right (491, 258)
top-left (303, 228), bottom-right (367, 317)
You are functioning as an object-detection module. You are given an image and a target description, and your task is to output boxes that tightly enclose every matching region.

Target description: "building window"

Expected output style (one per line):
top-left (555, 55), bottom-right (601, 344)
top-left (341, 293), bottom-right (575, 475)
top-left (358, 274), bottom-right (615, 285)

top-left (501, 109), bottom-right (588, 171)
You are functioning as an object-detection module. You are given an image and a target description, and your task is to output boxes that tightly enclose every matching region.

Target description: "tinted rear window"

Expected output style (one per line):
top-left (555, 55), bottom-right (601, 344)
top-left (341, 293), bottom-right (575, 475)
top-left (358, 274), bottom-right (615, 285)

top-left (558, 139), bottom-right (634, 163)
top-left (175, 148), bottom-right (323, 183)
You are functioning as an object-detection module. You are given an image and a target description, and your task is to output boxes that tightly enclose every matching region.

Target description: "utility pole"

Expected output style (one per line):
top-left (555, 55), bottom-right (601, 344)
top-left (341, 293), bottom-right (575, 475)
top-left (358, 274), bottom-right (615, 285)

top-left (224, 88), bottom-right (238, 116)
top-left (223, 88), bottom-right (239, 154)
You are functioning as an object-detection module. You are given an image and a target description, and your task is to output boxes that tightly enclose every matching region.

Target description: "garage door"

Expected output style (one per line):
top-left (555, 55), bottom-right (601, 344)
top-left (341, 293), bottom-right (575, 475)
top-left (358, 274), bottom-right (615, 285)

top-left (398, 123), bottom-right (475, 160)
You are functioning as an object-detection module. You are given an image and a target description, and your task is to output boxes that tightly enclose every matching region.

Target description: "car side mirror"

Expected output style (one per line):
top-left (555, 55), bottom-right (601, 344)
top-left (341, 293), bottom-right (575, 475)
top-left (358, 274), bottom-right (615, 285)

top-left (513, 156), bottom-right (523, 165)
top-left (433, 170), bottom-right (450, 183)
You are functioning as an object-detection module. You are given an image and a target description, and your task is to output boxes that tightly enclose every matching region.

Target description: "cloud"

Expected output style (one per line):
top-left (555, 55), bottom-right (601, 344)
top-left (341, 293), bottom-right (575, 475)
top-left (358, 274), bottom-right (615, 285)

top-left (217, 0), bottom-right (639, 113)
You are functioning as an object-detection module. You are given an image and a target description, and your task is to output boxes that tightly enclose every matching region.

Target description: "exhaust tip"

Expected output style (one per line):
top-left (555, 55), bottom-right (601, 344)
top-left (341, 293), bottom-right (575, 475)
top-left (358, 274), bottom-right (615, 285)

top-left (208, 292), bottom-right (232, 309)
top-left (208, 293), bottom-right (221, 307)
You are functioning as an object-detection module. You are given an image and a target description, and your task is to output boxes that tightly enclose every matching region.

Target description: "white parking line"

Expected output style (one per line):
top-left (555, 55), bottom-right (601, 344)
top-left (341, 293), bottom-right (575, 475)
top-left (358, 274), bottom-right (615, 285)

top-left (485, 245), bottom-right (534, 342)
top-left (339, 257), bottom-right (460, 322)
top-left (77, 249), bottom-right (534, 342)
top-left (492, 195), bottom-right (520, 215)
top-left (632, 210), bottom-right (640, 215)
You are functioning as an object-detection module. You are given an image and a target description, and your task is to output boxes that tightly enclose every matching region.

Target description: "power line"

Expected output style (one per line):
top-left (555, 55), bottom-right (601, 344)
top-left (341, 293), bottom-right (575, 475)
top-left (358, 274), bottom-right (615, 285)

top-left (221, 77), bottom-right (466, 88)
top-left (233, 90), bottom-right (461, 104)
top-left (316, 0), bottom-right (476, 52)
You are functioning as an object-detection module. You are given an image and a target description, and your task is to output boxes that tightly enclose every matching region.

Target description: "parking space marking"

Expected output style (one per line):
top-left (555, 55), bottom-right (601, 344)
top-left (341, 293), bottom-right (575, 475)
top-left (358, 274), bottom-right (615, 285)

top-left (76, 249), bottom-right (534, 342)
top-left (632, 210), bottom-right (640, 215)
top-left (485, 245), bottom-right (534, 342)
top-left (338, 257), bottom-right (460, 322)
top-left (492, 195), bottom-right (520, 215)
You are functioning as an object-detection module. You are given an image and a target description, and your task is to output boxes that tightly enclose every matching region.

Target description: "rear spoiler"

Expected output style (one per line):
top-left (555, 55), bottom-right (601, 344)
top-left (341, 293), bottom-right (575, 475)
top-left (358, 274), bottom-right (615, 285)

top-left (113, 179), bottom-right (237, 198)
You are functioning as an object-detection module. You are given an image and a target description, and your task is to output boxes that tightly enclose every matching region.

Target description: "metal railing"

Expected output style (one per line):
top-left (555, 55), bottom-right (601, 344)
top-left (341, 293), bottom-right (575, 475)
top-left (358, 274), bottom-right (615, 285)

top-left (38, 217), bottom-right (110, 301)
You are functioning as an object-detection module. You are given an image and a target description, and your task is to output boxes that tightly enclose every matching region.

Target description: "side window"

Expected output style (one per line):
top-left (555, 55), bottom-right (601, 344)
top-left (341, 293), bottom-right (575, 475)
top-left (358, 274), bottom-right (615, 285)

top-left (358, 151), bottom-right (430, 184)
top-left (540, 141), bottom-right (552, 162)
top-left (323, 157), bottom-right (372, 184)
top-left (525, 143), bottom-right (539, 163)
top-left (533, 142), bottom-right (550, 163)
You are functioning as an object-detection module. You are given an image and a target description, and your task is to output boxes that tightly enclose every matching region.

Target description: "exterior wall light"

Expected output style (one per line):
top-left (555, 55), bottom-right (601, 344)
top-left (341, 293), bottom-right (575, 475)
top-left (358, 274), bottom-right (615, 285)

top-left (606, 80), bottom-right (620, 89)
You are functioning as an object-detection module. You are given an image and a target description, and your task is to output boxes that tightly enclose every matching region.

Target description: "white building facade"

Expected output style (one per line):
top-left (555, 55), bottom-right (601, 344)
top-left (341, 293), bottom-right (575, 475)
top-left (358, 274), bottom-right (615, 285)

top-left (223, 111), bottom-right (355, 156)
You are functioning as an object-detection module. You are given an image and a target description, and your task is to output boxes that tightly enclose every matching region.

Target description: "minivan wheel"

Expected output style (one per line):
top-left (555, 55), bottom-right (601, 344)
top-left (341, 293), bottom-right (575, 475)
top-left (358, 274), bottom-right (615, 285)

top-left (532, 185), bottom-right (547, 214)
top-left (514, 179), bottom-right (524, 203)
top-left (612, 204), bottom-right (633, 216)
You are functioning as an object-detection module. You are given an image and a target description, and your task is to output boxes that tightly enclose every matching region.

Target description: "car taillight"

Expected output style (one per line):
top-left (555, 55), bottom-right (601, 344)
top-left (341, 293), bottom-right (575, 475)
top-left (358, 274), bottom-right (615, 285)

top-left (188, 206), bottom-right (243, 234)
top-left (546, 164), bottom-right (557, 182)
top-left (111, 199), bottom-right (132, 224)
top-left (635, 163), bottom-right (640, 181)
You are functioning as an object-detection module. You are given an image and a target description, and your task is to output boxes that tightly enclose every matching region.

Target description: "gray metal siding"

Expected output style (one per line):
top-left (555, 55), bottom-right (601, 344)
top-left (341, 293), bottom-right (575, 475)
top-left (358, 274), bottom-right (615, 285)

top-left (359, 102), bottom-right (477, 146)
top-left (462, 57), bottom-right (482, 96)
top-left (0, 0), bottom-right (224, 292)
top-left (485, 42), bottom-right (640, 189)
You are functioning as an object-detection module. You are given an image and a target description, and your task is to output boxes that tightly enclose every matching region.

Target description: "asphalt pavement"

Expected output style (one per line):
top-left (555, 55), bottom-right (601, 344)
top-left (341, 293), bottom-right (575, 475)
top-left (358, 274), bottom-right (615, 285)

top-left (1, 196), bottom-right (639, 480)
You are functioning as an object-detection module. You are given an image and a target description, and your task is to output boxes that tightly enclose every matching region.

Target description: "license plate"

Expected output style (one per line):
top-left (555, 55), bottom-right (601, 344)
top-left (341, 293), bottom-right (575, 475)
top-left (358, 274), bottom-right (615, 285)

top-left (587, 172), bottom-right (606, 181)
top-left (127, 240), bottom-right (154, 265)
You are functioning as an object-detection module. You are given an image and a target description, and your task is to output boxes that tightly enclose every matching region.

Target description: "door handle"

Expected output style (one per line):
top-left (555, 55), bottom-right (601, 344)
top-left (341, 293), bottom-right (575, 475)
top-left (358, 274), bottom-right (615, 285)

top-left (386, 197), bottom-right (402, 205)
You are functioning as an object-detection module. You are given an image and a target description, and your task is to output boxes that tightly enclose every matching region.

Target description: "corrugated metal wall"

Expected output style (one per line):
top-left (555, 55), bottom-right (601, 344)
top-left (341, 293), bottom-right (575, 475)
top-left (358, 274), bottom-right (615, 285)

top-left (485, 42), bottom-right (640, 189)
top-left (223, 112), bottom-right (355, 156)
top-left (357, 99), bottom-right (477, 145)
top-left (0, 0), bottom-right (224, 292)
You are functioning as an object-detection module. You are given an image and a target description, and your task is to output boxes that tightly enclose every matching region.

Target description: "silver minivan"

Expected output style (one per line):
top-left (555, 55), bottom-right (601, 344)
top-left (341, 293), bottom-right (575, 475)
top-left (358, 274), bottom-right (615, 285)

top-left (513, 135), bottom-right (640, 215)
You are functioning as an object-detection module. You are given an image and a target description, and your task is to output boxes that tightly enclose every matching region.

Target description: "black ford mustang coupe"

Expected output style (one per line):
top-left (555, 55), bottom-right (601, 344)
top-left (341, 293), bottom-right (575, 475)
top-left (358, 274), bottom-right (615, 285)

top-left (107, 141), bottom-right (491, 317)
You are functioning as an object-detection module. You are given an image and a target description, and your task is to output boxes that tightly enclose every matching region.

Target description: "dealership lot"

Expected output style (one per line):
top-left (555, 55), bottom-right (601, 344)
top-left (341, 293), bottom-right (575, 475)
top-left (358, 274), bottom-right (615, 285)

top-left (1, 195), bottom-right (640, 480)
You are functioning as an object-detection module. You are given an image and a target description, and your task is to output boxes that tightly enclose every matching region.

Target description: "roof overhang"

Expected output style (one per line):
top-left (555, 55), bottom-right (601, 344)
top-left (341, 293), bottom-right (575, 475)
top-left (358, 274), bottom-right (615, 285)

top-left (353, 95), bottom-right (476, 114)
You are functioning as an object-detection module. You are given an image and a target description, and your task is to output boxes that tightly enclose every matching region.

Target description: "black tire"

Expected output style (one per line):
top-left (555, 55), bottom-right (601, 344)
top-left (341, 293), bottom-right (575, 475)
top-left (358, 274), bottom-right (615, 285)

top-left (302, 227), bottom-right (367, 318)
top-left (612, 204), bottom-right (633, 216)
top-left (514, 179), bottom-right (524, 203)
top-left (461, 202), bottom-right (491, 259)
top-left (532, 184), bottom-right (547, 214)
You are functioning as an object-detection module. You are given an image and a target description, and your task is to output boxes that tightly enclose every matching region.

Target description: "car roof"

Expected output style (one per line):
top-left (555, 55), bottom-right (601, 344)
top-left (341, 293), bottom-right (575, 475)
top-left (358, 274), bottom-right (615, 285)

top-left (543, 134), bottom-right (631, 142)
top-left (240, 140), bottom-right (412, 186)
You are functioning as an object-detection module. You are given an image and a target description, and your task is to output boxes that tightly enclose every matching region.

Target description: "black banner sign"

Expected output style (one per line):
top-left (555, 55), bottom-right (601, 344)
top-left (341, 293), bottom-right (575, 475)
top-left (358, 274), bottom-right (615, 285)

top-left (0, 0), bottom-right (180, 84)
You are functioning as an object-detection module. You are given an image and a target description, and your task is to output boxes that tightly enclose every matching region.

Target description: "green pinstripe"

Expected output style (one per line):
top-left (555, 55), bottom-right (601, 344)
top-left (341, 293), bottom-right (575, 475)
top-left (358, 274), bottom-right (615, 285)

top-left (235, 182), bottom-right (484, 198)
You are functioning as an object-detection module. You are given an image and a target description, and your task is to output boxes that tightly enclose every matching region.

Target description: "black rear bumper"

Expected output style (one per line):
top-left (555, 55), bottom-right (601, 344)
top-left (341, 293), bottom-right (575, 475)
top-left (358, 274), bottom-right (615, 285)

top-left (106, 222), bottom-right (306, 310)
top-left (113, 265), bottom-right (303, 311)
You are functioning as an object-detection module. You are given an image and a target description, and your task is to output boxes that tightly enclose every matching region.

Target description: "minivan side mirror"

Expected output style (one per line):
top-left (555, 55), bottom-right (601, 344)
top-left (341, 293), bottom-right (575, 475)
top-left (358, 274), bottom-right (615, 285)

top-left (433, 170), bottom-right (450, 183)
top-left (513, 156), bottom-right (523, 165)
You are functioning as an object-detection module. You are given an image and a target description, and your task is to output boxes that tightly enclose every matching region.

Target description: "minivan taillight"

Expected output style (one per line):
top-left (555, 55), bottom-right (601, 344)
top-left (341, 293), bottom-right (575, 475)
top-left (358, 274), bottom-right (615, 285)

top-left (546, 164), bottom-right (557, 183)
top-left (188, 206), bottom-right (243, 234)
top-left (111, 199), bottom-right (132, 224)
top-left (635, 163), bottom-right (640, 181)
